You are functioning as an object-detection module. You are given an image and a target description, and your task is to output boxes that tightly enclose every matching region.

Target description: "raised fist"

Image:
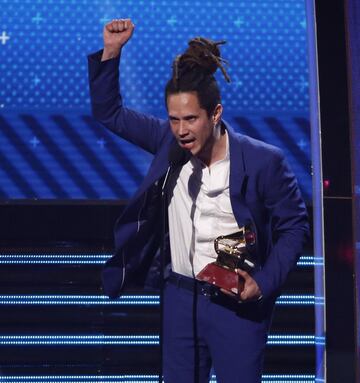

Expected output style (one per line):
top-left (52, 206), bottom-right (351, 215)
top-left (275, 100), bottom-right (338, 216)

top-left (102, 18), bottom-right (135, 61)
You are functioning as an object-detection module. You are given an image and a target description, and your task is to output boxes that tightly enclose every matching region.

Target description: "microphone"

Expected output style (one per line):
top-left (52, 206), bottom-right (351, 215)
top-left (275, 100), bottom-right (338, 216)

top-left (161, 142), bottom-right (191, 195)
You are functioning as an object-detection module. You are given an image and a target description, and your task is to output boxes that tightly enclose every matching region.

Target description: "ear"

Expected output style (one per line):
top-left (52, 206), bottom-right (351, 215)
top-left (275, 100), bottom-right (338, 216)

top-left (213, 104), bottom-right (223, 125)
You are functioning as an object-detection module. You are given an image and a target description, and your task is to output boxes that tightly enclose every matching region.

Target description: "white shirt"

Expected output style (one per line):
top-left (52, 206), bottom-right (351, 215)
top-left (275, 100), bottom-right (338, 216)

top-left (168, 133), bottom-right (240, 278)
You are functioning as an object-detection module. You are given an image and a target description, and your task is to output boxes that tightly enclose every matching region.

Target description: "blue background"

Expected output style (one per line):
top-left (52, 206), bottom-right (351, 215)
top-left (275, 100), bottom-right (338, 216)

top-left (0, 0), bottom-right (311, 201)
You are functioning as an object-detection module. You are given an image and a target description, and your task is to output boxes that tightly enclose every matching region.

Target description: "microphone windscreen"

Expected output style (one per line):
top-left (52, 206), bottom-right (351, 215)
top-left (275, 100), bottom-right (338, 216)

top-left (168, 142), bottom-right (191, 168)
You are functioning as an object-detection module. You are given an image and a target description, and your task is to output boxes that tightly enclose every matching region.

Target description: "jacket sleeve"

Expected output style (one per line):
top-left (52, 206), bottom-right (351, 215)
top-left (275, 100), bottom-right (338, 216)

top-left (87, 50), bottom-right (168, 154)
top-left (252, 149), bottom-right (310, 299)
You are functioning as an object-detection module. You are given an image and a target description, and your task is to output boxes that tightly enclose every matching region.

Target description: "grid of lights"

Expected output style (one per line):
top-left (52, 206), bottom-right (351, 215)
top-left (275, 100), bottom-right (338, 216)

top-left (276, 295), bottom-right (325, 306)
top-left (0, 254), bottom-right (108, 264)
top-left (0, 294), bottom-right (323, 306)
top-left (0, 375), bottom-right (316, 382)
top-left (296, 256), bottom-right (324, 266)
top-left (0, 335), bottom-right (159, 346)
top-left (0, 255), bottom-right (322, 266)
top-left (0, 295), bottom-right (160, 305)
top-left (0, 334), bottom-right (321, 346)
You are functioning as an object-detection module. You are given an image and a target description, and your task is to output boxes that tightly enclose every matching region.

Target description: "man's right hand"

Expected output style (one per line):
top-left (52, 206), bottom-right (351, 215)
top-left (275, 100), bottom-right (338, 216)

top-left (101, 18), bottom-right (135, 61)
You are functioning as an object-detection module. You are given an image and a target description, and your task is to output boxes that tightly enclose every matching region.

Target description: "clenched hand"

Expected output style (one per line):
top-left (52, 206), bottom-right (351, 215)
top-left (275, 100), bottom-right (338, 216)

top-left (101, 18), bottom-right (135, 61)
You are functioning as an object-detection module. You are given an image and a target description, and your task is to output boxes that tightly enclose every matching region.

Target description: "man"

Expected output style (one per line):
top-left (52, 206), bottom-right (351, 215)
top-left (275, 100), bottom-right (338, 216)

top-left (88, 18), bottom-right (309, 383)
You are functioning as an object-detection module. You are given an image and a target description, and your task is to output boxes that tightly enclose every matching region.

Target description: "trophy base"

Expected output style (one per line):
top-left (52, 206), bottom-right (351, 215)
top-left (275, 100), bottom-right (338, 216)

top-left (196, 262), bottom-right (244, 294)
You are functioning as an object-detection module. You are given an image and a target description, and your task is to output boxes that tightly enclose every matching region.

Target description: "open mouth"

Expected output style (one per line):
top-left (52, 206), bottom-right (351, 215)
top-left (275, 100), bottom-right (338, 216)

top-left (179, 138), bottom-right (195, 149)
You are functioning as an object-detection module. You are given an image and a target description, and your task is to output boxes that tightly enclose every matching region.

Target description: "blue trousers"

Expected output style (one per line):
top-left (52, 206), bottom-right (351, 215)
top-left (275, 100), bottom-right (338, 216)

top-left (162, 272), bottom-right (273, 383)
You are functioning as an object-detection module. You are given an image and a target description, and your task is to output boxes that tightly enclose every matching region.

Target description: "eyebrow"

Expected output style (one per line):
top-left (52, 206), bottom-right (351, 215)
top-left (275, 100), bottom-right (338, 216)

top-left (168, 114), bottom-right (198, 120)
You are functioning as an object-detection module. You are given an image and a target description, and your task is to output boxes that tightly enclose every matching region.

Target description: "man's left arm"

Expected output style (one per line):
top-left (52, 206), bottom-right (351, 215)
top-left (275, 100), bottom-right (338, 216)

top-left (250, 149), bottom-right (310, 300)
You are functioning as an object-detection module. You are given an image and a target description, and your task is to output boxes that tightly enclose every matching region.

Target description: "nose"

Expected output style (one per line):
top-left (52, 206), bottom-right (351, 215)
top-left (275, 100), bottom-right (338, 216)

top-left (178, 120), bottom-right (189, 137)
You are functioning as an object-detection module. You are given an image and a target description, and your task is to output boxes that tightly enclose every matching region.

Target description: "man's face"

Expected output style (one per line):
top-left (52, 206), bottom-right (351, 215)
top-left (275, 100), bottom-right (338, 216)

top-left (167, 92), bottom-right (221, 163)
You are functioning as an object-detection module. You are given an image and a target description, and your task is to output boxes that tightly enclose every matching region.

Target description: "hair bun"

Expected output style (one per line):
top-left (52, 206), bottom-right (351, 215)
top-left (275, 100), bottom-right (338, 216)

top-left (173, 37), bottom-right (230, 85)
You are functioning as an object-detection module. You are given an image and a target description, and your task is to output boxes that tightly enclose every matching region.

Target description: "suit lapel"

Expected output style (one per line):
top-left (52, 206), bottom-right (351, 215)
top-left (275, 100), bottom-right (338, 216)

top-left (133, 133), bottom-right (176, 201)
top-left (225, 122), bottom-right (252, 224)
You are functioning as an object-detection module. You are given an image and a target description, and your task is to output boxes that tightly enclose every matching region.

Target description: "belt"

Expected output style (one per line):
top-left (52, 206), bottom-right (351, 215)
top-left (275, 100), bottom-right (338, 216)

top-left (167, 271), bottom-right (220, 297)
top-left (166, 273), bottom-right (267, 316)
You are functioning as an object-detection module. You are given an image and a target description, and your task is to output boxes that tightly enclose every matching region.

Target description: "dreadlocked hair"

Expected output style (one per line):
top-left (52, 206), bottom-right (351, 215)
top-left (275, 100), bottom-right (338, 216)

top-left (165, 37), bottom-right (230, 117)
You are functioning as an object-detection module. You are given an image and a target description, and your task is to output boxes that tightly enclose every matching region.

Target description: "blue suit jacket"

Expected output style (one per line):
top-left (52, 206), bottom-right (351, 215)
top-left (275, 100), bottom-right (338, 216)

top-left (88, 50), bottom-right (309, 300)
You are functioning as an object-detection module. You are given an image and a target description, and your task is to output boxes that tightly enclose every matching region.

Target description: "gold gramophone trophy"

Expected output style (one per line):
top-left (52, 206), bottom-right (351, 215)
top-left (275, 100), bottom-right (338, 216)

top-left (196, 223), bottom-right (256, 294)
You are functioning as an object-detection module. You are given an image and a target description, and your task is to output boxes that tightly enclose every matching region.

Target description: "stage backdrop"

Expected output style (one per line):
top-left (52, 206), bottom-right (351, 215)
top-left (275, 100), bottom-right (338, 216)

top-left (0, 0), bottom-right (311, 201)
